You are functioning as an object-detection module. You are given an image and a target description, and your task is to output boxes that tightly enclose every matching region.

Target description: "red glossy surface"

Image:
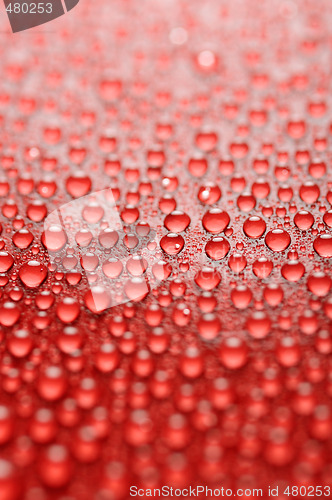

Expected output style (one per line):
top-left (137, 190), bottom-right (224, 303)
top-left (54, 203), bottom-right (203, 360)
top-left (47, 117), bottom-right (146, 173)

top-left (0, 0), bottom-right (331, 498)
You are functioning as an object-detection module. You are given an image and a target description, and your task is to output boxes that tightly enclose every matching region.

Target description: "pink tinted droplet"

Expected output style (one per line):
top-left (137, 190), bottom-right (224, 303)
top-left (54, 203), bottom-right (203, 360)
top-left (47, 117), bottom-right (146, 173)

top-left (219, 337), bottom-right (248, 369)
top-left (12, 229), bottom-right (34, 249)
top-left (237, 193), bottom-right (256, 212)
top-left (247, 312), bottom-right (271, 339)
top-left (102, 259), bottom-right (123, 279)
top-left (42, 225), bottom-right (67, 252)
top-left (202, 209), bottom-right (230, 234)
top-left (197, 184), bottom-right (221, 205)
top-left (307, 272), bottom-right (331, 297)
top-left (197, 313), bottom-right (221, 340)
top-left (124, 278), bottom-right (150, 302)
top-left (19, 261), bottom-right (47, 288)
top-left (265, 229), bottom-right (291, 252)
top-left (281, 261), bottom-right (305, 282)
top-left (84, 286), bottom-right (112, 313)
top-left (160, 233), bottom-right (185, 255)
top-left (205, 237), bottom-right (230, 260)
top-left (299, 182), bottom-right (320, 204)
top-left (98, 229), bottom-right (119, 249)
top-left (66, 173), bottom-right (92, 198)
top-left (188, 156), bottom-right (208, 177)
top-left (0, 252), bottom-right (14, 273)
top-left (164, 211), bottom-right (190, 233)
top-left (243, 216), bottom-right (266, 238)
top-left (313, 234), bottom-right (332, 258)
top-left (231, 286), bottom-right (252, 309)
top-left (323, 210), bottom-right (332, 228)
top-left (194, 267), bottom-right (221, 291)
top-left (195, 131), bottom-right (218, 152)
top-left (294, 211), bottom-right (314, 230)
top-left (252, 258), bottom-right (273, 278)
top-left (228, 253), bottom-right (247, 273)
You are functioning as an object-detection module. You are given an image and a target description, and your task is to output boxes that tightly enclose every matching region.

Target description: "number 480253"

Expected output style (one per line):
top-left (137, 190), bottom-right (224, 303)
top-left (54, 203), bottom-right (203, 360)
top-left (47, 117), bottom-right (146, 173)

top-left (284, 486), bottom-right (331, 496)
top-left (6, 3), bottom-right (53, 14)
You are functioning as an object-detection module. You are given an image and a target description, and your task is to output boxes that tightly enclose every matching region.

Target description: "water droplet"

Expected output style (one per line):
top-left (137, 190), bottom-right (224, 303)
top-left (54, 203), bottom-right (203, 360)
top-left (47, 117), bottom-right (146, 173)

top-left (42, 225), bottom-right (67, 252)
top-left (265, 229), bottom-right (291, 252)
top-left (197, 183), bottom-right (221, 205)
top-left (252, 258), bottom-right (273, 278)
top-left (164, 211), bottom-right (190, 233)
top-left (188, 156), bottom-right (208, 177)
top-left (243, 216), bottom-right (266, 238)
top-left (12, 229), bottom-right (34, 249)
top-left (202, 209), bottom-right (230, 234)
top-left (124, 278), bottom-right (150, 302)
top-left (66, 173), bottom-right (92, 198)
top-left (160, 233), bottom-right (185, 255)
top-left (56, 298), bottom-right (80, 323)
top-left (247, 311), bottom-right (271, 338)
top-left (231, 286), bottom-right (252, 309)
top-left (323, 209), bottom-right (332, 228)
top-left (307, 272), bottom-right (331, 297)
top-left (205, 236), bottom-right (230, 260)
top-left (197, 313), bottom-right (221, 340)
top-left (0, 252), bottom-right (14, 273)
top-left (19, 261), bottom-right (47, 288)
top-left (294, 210), bottom-right (314, 230)
top-left (313, 234), bottom-right (332, 258)
top-left (219, 337), bottom-right (248, 369)
top-left (84, 286), bottom-right (112, 313)
top-left (281, 261), bottom-right (305, 282)
top-left (194, 267), bottom-right (221, 291)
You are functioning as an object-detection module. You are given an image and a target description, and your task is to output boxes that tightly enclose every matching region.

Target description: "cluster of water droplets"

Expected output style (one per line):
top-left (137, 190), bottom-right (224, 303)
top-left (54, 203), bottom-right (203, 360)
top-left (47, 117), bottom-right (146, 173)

top-left (0, 0), bottom-right (332, 498)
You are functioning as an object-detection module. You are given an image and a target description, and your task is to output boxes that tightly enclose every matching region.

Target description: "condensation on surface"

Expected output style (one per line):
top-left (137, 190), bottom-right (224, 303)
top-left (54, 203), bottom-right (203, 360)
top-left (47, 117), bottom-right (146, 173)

top-left (0, 0), bottom-right (331, 498)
